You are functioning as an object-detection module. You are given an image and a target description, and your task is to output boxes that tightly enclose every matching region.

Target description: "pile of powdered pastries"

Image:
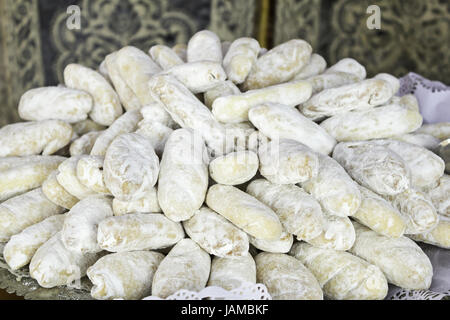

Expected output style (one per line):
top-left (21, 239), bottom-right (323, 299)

top-left (0, 30), bottom-right (449, 300)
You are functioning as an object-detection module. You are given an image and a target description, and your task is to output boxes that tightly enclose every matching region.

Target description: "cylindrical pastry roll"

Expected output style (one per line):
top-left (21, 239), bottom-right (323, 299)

top-left (249, 103), bottom-right (336, 155)
top-left (149, 44), bottom-right (184, 70)
top-left (243, 40), bottom-right (312, 90)
top-left (333, 141), bottom-right (411, 196)
top-left (0, 188), bottom-right (65, 241)
top-left (183, 207), bottom-right (249, 257)
top-left (427, 175), bottom-right (450, 217)
top-left (70, 131), bottom-right (102, 156)
top-left (249, 231), bottom-right (293, 253)
top-left (223, 37), bottom-right (260, 84)
top-left (149, 74), bottom-right (231, 155)
top-left (325, 58), bottom-right (366, 80)
top-left (206, 184), bottom-right (282, 241)
top-left (371, 139), bottom-right (445, 189)
top-left (152, 239), bottom-right (211, 298)
top-left (90, 110), bottom-right (143, 156)
top-left (290, 242), bottom-right (388, 300)
top-left (112, 187), bottom-right (161, 215)
top-left (0, 155), bottom-right (65, 202)
top-left (64, 64), bottom-right (123, 126)
top-left (350, 222), bottom-right (433, 290)
top-left (385, 188), bottom-right (439, 235)
top-left (258, 139), bottom-right (319, 184)
top-left (255, 252), bottom-right (323, 300)
top-left (204, 81), bottom-right (241, 109)
top-left (208, 255), bottom-right (256, 291)
top-left (409, 216), bottom-right (450, 249)
top-left (293, 53), bottom-right (327, 80)
top-left (76, 155), bottom-right (110, 195)
top-left (61, 195), bottom-right (113, 254)
top-left (29, 232), bottom-right (101, 288)
top-left (213, 81), bottom-right (312, 124)
top-left (306, 72), bottom-right (361, 95)
top-left (247, 179), bottom-right (324, 240)
top-left (306, 214), bottom-right (355, 251)
top-left (209, 151), bottom-right (258, 185)
top-left (140, 103), bottom-right (177, 129)
top-left (416, 122), bottom-right (450, 140)
top-left (97, 213), bottom-right (185, 252)
top-left (301, 154), bottom-right (361, 217)
top-left (353, 185), bottom-right (406, 238)
top-left (0, 121), bottom-right (73, 157)
top-left (87, 251), bottom-right (164, 300)
top-left (301, 79), bottom-right (394, 121)
top-left (18, 87), bottom-right (92, 123)
top-left (320, 103), bottom-right (423, 142)
top-left (57, 156), bottom-right (98, 199)
top-left (4, 215), bottom-right (65, 270)
top-left (42, 171), bottom-right (79, 209)
top-left (187, 30), bottom-right (222, 63)
top-left (164, 61), bottom-right (227, 94)
top-left (104, 133), bottom-right (159, 201)
top-left (374, 73), bottom-right (400, 94)
top-left (158, 129), bottom-right (208, 222)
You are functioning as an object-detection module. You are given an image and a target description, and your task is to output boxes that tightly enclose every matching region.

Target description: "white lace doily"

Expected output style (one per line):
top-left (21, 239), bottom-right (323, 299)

top-left (142, 282), bottom-right (272, 300)
top-left (398, 72), bottom-right (450, 124)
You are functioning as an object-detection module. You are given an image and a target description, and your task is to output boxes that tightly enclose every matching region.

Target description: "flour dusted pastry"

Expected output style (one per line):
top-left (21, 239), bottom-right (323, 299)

top-left (374, 73), bottom-right (400, 94)
top-left (249, 231), bottom-right (293, 253)
top-left (206, 184), bottom-right (282, 241)
top-left (243, 40), bottom-right (312, 90)
top-left (350, 222), bottom-right (433, 290)
top-left (293, 53), bottom-right (327, 80)
top-left (4, 215), bottom-right (65, 270)
top-left (172, 43), bottom-right (187, 62)
top-left (18, 87), bottom-right (92, 123)
top-left (149, 44), bottom-right (184, 70)
top-left (64, 64), bottom-right (122, 126)
top-left (385, 188), bottom-right (439, 235)
top-left (258, 139), bottom-right (318, 184)
top-left (306, 214), bottom-right (355, 251)
top-left (90, 110), bottom-right (143, 156)
top-left (70, 131), bottom-right (102, 156)
top-left (0, 188), bottom-right (65, 241)
top-left (72, 119), bottom-right (106, 136)
top-left (224, 122), bottom-right (260, 153)
top-left (409, 216), bottom-right (450, 249)
top-left (164, 61), bottom-right (227, 93)
top-left (325, 58), bottom-right (366, 80)
top-left (320, 103), bottom-right (423, 141)
top-left (212, 81), bottom-right (312, 123)
top-left (158, 129), bottom-right (208, 222)
top-left (0, 120), bottom-right (73, 157)
top-left (300, 79), bottom-right (394, 121)
top-left (255, 252), bottom-right (323, 300)
top-left (57, 156), bottom-right (98, 199)
top-left (247, 179), bottom-right (325, 241)
top-left (104, 133), bottom-right (159, 201)
top-left (392, 133), bottom-right (441, 153)
top-left (306, 72), bottom-right (361, 95)
top-left (353, 185), bottom-right (406, 238)
top-left (135, 121), bottom-right (173, 156)
top-left (29, 232), bottom-right (101, 288)
top-left (187, 30), bottom-right (222, 63)
top-left (152, 239), bottom-right (211, 298)
top-left (42, 171), bottom-right (79, 209)
top-left (290, 242), bottom-right (388, 300)
top-left (301, 154), bottom-right (361, 217)
top-left (112, 187), bottom-right (161, 215)
top-left (76, 155), bottom-right (110, 194)
top-left (140, 103), bottom-right (177, 129)
top-left (115, 46), bottom-right (162, 106)
top-left (98, 213), bottom-right (184, 252)
top-left (88, 251), bottom-right (164, 300)
top-left (149, 74), bottom-right (231, 155)
top-left (223, 37), bottom-right (260, 84)
top-left (249, 103), bottom-right (336, 155)
top-left (104, 51), bottom-right (141, 111)
top-left (416, 122), bottom-right (450, 140)
top-left (208, 255), bottom-right (256, 291)
top-left (204, 81), bottom-right (241, 109)
top-left (427, 175), bottom-right (450, 217)
top-left (61, 195), bottom-right (113, 254)
top-left (183, 207), bottom-right (249, 257)
top-left (332, 141), bottom-right (411, 196)
top-left (209, 151), bottom-right (258, 185)
top-left (0, 155), bottom-right (65, 201)
top-left (371, 139), bottom-right (445, 189)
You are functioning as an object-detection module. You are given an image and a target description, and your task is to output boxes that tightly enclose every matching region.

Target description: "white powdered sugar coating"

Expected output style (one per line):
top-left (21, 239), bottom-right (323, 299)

top-left (294, 54), bottom-right (327, 80)
top-left (187, 30), bottom-right (223, 63)
top-left (208, 255), bottom-right (256, 291)
top-left (223, 37), bottom-right (260, 84)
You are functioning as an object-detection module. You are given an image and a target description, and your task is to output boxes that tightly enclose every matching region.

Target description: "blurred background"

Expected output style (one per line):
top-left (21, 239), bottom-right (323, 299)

top-left (0, 0), bottom-right (449, 127)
